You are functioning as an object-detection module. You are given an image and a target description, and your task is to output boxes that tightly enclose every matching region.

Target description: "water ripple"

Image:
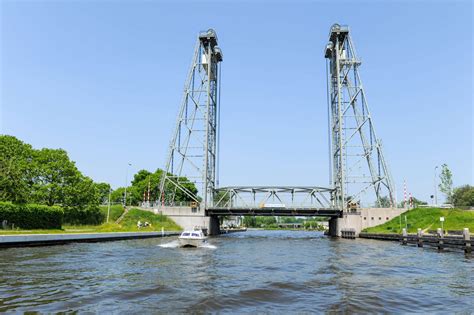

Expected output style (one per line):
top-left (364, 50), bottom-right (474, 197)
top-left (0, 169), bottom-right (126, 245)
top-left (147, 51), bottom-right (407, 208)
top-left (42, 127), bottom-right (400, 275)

top-left (0, 231), bottom-right (472, 313)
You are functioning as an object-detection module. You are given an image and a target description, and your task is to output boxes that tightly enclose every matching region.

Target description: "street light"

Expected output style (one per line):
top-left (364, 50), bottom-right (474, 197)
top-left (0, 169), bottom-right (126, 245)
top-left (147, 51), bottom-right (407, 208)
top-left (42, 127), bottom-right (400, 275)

top-left (107, 187), bottom-right (112, 223)
top-left (434, 165), bottom-right (439, 206)
top-left (124, 163), bottom-right (132, 207)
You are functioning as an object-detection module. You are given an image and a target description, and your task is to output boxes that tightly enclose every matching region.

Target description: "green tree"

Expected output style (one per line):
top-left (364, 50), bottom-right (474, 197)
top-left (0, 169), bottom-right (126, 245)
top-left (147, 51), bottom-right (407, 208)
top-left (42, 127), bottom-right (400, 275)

top-left (0, 135), bottom-right (34, 203)
top-left (377, 196), bottom-right (391, 208)
top-left (439, 163), bottom-right (453, 202)
top-left (124, 169), bottom-right (199, 206)
top-left (111, 187), bottom-right (126, 203)
top-left (243, 216), bottom-right (257, 227)
top-left (131, 169), bottom-right (152, 186)
top-left (95, 182), bottom-right (111, 204)
top-left (31, 148), bottom-right (83, 206)
top-left (214, 190), bottom-right (231, 207)
top-left (0, 135), bottom-right (103, 224)
top-left (451, 185), bottom-right (474, 207)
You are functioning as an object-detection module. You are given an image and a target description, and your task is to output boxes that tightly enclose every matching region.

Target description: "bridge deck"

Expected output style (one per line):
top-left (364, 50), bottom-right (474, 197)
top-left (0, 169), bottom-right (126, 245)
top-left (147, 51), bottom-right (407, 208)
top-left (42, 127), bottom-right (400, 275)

top-left (206, 208), bottom-right (342, 217)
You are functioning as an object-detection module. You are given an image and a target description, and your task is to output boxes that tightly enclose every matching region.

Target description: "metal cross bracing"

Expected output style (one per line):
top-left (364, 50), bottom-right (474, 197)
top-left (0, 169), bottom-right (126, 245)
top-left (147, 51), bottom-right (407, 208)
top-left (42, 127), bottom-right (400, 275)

top-left (159, 25), bottom-right (395, 213)
top-left (158, 29), bottom-right (223, 209)
top-left (324, 24), bottom-right (396, 211)
top-left (213, 186), bottom-right (334, 208)
top-left (208, 186), bottom-right (340, 217)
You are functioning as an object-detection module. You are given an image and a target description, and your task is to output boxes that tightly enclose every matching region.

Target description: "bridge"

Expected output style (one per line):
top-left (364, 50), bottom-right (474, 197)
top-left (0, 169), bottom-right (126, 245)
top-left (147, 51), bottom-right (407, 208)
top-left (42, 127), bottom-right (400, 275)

top-left (208, 186), bottom-right (338, 217)
top-left (154, 24), bottom-right (403, 236)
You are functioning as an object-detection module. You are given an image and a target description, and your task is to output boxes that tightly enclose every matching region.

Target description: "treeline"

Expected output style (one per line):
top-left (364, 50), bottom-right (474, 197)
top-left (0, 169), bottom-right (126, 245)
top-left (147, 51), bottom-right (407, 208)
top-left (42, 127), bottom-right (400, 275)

top-left (0, 135), bottom-right (106, 225)
top-left (0, 135), bottom-right (198, 229)
top-left (243, 216), bottom-right (327, 230)
top-left (110, 169), bottom-right (197, 206)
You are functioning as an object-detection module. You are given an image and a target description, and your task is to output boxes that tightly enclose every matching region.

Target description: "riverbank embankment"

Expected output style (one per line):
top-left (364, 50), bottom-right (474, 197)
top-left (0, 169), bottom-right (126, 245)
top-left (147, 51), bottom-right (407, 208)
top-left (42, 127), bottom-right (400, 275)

top-left (0, 231), bottom-right (180, 248)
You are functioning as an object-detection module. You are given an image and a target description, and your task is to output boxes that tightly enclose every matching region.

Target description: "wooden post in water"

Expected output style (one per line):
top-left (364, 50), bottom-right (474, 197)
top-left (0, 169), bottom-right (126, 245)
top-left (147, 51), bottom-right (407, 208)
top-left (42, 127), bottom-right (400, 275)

top-left (437, 228), bottom-right (444, 251)
top-left (463, 228), bottom-right (471, 254)
top-left (401, 228), bottom-right (408, 245)
top-left (417, 228), bottom-right (423, 247)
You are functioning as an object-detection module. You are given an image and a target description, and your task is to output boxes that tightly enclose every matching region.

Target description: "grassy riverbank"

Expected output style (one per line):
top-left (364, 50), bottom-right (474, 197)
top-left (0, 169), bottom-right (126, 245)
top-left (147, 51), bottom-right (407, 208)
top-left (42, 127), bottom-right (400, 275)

top-left (0, 208), bottom-right (182, 235)
top-left (99, 204), bottom-right (125, 222)
top-left (364, 207), bottom-right (474, 234)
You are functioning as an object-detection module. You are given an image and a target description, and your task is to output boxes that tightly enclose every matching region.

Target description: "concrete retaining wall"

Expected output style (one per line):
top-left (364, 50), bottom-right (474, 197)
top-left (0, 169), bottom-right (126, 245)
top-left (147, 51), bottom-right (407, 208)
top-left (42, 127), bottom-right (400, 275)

top-left (0, 231), bottom-right (180, 248)
top-left (333, 208), bottom-right (407, 237)
top-left (147, 207), bottom-right (218, 234)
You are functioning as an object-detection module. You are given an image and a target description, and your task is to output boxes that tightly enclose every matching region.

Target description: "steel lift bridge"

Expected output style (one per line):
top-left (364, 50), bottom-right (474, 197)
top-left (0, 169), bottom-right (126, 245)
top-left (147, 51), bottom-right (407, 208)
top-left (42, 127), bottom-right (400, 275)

top-left (158, 25), bottom-right (395, 219)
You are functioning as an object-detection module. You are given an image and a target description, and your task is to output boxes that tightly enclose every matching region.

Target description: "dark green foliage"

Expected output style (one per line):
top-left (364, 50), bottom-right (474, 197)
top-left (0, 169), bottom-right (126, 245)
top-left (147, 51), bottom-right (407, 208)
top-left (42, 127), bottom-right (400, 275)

top-left (63, 205), bottom-right (104, 225)
top-left (243, 216), bottom-right (257, 227)
top-left (110, 187), bottom-right (126, 204)
top-left (451, 185), bottom-right (474, 207)
top-left (214, 190), bottom-right (230, 206)
top-left (377, 196), bottom-right (391, 207)
top-left (124, 169), bottom-right (198, 206)
top-left (243, 216), bottom-right (276, 228)
top-left (0, 136), bottom-right (34, 203)
top-left (0, 135), bottom-right (103, 225)
top-left (95, 182), bottom-right (111, 204)
top-left (0, 202), bottom-right (63, 229)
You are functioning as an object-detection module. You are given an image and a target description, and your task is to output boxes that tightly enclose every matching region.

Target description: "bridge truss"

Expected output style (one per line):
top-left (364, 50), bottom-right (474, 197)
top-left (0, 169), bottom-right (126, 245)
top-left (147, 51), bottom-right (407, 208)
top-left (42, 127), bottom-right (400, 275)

top-left (212, 186), bottom-right (334, 209)
top-left (325, 24), bottom-right (396, 210)
top-left (158, 29), bottom-right (223, 209)
top-left (159, 25), bottom-right (395, 213)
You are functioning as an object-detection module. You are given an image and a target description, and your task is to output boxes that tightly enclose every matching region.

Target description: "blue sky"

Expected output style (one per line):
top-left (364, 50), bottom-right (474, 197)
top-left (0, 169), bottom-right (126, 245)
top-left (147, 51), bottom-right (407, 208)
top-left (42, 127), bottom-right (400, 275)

top-left (1, 0), bottom-right (472, 204)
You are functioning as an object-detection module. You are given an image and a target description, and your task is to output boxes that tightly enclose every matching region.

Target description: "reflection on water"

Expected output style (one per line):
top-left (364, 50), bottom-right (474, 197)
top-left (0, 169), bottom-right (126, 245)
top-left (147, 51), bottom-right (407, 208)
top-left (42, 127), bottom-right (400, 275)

top-left (0, 230), bottom-right (472, 313)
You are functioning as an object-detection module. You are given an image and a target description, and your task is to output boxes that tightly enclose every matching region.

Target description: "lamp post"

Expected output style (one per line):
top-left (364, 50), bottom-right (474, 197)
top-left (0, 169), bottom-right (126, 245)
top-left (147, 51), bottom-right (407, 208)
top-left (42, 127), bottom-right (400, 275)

top-left (124, 163), bottom-right (132, 207)
top-left (434, 166), bottom-right (439, 206)
top-left (107, 188), bottom-right (112, 223)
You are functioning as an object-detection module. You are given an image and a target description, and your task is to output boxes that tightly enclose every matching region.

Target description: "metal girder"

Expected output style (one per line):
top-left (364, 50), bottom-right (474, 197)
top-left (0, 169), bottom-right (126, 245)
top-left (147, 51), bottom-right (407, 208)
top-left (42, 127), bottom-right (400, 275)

top-left (213, 186), bottom-right (335, 210)
top-left (159, 29), bottom-right (223, 209)
top-left (206, 207), bottom-right (342, 217)
top-left (325, 23), bottom-right (396, 210)
top-left (157, 25), bottom-right (396, 213)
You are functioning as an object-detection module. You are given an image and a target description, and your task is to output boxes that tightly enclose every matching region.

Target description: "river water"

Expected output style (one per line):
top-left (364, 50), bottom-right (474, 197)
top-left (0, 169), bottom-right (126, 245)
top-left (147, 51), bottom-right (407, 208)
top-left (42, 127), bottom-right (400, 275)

top-left (1, 230), bottom-right (473, 313)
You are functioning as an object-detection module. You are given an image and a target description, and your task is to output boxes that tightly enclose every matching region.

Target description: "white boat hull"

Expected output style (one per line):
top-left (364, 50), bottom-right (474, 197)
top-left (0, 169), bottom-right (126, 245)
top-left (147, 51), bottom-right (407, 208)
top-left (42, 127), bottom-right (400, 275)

top-left (178, 237), bottom-right (206, 248)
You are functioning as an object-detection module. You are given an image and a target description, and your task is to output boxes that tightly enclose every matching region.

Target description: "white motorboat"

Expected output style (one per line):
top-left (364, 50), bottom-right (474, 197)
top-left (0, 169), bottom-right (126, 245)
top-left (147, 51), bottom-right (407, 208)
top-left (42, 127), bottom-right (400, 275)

top-left (178, 229), bottom-right (207, 248)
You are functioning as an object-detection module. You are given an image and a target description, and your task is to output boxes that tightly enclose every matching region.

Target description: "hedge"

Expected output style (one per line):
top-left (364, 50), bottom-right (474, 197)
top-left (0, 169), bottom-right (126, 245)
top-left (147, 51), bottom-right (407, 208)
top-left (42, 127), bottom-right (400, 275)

top-left (0, 202), bottom-right (63, 229)
top-left (63, 205), bottom-right (105, 225)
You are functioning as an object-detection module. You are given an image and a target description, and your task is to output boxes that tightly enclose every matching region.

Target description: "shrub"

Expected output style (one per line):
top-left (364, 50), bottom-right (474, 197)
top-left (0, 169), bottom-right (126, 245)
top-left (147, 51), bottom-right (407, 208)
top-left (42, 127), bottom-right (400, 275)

top-left (0, 202), bottom-right (63, 229)
top-left (63, 205), bottom-right (105, 225)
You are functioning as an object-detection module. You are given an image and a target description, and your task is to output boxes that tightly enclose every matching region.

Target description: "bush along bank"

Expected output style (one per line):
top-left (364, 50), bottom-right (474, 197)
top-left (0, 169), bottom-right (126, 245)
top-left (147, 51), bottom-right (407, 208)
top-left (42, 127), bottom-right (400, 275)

top-left (0, 202), bottom-right (63, 229)
top-left (63, 205), bottom-right (104, 225)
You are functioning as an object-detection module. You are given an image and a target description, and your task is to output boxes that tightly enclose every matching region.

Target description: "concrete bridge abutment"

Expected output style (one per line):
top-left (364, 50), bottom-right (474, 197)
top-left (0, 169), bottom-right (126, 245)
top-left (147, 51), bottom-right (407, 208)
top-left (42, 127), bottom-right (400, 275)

top-left (330, 208), bottom-right (407, 237)
top-left (144, 207), bottom-right (221, 236)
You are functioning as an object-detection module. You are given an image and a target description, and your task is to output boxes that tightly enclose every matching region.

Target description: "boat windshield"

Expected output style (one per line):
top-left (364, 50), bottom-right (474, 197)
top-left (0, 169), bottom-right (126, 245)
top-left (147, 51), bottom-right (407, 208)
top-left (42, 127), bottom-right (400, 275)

top-left (181, 232), bottom-right (190, 236)
top-left (191, 233), bottom-right (200, 237)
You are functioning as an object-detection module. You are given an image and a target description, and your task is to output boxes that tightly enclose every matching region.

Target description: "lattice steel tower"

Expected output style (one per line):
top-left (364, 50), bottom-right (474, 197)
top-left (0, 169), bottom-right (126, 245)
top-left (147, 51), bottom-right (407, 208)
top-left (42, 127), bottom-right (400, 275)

top-left (159, 29), bottom-right (223, 209)
top-left (325, 24), bottom-right (395, 210)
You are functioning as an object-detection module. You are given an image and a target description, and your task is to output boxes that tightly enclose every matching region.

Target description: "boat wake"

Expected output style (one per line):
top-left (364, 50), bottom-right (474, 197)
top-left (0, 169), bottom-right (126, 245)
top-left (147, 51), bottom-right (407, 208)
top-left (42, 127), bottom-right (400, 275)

top-left (158, 240), bottom-right (180, 248)
top-left (158, 240), bottom-right (216, 249)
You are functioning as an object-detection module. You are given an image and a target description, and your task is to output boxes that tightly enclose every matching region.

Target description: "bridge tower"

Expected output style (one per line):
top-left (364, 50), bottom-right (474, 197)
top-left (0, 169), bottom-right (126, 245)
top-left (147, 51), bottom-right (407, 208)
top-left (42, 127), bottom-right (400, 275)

top-left (325, 24), bottom-right (395, 210)
top-left (159, 29), bottom-right (223, 210)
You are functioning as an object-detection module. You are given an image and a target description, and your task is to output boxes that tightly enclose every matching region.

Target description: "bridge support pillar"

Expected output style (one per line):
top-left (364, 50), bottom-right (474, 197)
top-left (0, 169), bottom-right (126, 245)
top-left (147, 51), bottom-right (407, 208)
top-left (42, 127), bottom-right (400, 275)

top-left (328, 217), bottom-right (339, 237)
top-left (209, 215), bottom-right (221, 236)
